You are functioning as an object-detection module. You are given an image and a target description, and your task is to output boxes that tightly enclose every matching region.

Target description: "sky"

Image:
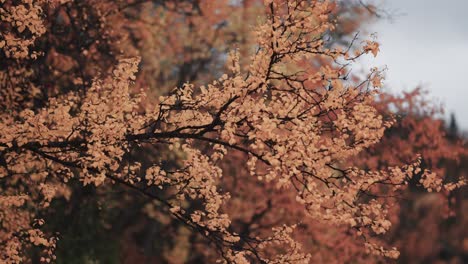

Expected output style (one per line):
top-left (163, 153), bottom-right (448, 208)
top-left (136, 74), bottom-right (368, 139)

top-left (361, 0), bottom-right (468, 130)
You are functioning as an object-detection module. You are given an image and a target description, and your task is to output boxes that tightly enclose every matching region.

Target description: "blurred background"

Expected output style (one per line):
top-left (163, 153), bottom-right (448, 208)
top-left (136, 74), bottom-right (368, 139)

top-left (362, 0), bottom-right (468, 131)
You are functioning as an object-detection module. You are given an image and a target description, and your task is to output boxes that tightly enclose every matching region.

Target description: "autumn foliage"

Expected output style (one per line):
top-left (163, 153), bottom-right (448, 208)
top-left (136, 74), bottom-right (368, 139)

top-left (0, 0), bottom-right (466, 263)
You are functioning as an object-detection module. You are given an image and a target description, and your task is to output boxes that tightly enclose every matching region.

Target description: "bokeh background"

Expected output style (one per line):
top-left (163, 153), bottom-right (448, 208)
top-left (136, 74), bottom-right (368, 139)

top-left (363, 0), bottom-right (468, 130)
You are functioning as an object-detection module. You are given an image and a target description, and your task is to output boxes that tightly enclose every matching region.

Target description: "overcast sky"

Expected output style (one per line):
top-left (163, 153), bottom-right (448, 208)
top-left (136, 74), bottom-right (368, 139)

top-left (361, 0), bottom-right (468, 130)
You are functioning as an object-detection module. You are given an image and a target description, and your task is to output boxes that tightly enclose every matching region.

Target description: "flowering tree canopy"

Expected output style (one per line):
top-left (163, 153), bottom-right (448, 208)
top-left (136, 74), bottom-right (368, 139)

top-left (0, 0), bottom-right (465, 263)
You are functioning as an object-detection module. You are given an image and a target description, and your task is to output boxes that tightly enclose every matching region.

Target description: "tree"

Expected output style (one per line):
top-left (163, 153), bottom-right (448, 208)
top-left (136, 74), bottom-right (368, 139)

top-left (359, 89), bottom-right (468, 263)
top-left (0, 0), bottom-right (464, 263)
